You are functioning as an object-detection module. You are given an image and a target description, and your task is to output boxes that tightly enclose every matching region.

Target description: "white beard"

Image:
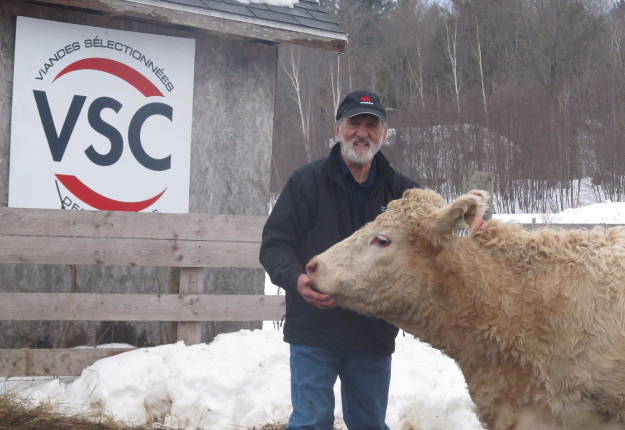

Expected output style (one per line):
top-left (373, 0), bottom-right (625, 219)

top-left (340, 133), bottom-right (383, 164)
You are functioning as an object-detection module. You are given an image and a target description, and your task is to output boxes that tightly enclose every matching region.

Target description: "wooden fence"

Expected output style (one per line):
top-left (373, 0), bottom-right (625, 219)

top-left (0, 207), bottom-right (284, 377)
top-left (0, 206), bottom-right (619, 378)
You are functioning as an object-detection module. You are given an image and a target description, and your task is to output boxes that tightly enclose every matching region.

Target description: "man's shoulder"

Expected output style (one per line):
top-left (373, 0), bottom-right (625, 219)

top-left (374, 151), bottom-right (418, 189)
top-left (396, 170), bottom-right (419, 185)
top-left (388, 169), bottom-right (420, 190)
top-left (306, 154), bottom-right (331, 171)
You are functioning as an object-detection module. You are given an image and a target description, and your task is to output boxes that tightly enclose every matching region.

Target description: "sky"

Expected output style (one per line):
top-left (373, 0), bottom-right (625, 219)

top-left (4, 200), bottom-right (625, 430)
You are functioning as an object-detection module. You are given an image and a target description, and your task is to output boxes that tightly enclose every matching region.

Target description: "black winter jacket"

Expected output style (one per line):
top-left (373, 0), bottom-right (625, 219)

top-left (259, 142), bottom-right (419, 354)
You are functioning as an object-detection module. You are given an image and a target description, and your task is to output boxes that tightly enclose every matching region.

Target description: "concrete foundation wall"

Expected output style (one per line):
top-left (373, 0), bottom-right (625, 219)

top-left (0, 3), bottom-right (275, 348)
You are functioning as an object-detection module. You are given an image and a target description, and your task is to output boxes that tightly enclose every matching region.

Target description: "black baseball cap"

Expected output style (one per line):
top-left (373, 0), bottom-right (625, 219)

top-left (335, 90), bottom-right (387, 122)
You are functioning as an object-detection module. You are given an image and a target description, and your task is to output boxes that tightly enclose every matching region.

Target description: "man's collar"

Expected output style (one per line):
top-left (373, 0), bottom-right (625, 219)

top-left (335, 148), bottom-right (377, 186)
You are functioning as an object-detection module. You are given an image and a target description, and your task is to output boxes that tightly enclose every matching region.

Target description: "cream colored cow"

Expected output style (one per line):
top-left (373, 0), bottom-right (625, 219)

top-left (307, 188), bottom-right (625, 430)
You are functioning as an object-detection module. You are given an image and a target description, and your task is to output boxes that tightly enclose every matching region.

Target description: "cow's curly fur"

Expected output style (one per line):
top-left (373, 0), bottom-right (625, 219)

top-left (309, 188), bottom-right (625, 430)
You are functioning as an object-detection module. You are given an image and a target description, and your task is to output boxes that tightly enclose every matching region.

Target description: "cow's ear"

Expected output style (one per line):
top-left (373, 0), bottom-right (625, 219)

top-left (433, 190), bottom-right (489, 239)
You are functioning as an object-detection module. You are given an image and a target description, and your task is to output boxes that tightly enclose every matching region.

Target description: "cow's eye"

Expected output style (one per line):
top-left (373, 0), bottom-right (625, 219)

top-left (371, 234), bottom-right (391, 247)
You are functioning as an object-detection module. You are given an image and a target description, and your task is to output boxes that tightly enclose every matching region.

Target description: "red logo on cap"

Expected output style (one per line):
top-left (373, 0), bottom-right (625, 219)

top-left (361, 96), bottom-right (371, 102)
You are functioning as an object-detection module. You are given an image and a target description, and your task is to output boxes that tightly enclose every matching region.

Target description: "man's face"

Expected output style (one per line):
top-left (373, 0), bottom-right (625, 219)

top-left (335, 114), bottom-right (387, 164)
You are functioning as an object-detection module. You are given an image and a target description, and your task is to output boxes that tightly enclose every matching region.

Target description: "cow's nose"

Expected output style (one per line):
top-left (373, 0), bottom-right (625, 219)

top-left (306, 259), bottom-right (318, 277)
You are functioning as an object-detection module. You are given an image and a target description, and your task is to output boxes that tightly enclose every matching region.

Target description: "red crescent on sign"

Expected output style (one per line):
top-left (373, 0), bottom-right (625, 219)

top-left (53, 57), bottom-right (164, 97)
top-left (56, 174), bottom-right (166, 212)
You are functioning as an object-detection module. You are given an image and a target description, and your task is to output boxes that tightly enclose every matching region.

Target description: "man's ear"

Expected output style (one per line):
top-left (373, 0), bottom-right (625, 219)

top-left (334, 121), bottom-right (341, 140)
top-left (434, 190), bottom-right (490, 236)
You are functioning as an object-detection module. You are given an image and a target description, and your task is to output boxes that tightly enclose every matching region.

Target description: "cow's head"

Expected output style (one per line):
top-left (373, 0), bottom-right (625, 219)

top-left (306, 188), bottom-right (490, 321)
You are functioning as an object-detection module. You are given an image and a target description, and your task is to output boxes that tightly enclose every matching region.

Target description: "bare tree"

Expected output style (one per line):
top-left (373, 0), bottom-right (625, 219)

top-left (282, 47), bottom-right (312, 161)
top-left (331, 53), bottom-right (343, 118)
top-left (471, 18), bottom-right (488, 122)
top-left (445, 15), bottom-right (461, 116)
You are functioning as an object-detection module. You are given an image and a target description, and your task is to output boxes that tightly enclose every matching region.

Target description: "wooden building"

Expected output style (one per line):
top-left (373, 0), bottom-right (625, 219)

top-left (0, 0), bottom-right (346, 348)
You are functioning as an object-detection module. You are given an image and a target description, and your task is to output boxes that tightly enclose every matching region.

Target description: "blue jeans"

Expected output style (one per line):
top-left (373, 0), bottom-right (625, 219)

top-left (287, 344), bottom-right (392, 430)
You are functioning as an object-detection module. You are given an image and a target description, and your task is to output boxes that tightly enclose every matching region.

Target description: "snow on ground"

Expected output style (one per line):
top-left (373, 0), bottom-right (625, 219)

top-left (13, 331), bottom-right (480, 430)
top-left (494, 201), bottom-right (625, 224)
top-left (4, 201), bottom-right (625, 429)
top-left (233, 0), bottom-right (298, 8)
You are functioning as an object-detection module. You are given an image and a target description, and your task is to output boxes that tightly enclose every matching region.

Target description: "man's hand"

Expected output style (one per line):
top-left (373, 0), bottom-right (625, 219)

top-left (473, 217), bottom-right (488, 232)
top-left (296, 274), bottom-right (336, 309)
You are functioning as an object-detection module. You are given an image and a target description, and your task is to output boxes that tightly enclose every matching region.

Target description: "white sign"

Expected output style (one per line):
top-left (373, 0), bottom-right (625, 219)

top-left (9, 17), bottom-right (195, 213)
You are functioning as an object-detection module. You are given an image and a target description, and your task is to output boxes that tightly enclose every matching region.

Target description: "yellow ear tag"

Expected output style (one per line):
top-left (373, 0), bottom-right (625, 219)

top-left (452, 220), bottom-right (470, 238)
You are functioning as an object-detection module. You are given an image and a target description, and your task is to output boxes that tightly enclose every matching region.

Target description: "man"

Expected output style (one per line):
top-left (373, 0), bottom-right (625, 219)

top-left (260, 90), bottom-right (419, 429)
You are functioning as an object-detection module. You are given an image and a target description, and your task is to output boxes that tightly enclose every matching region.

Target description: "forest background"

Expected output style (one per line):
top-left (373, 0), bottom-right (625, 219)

top-left (272, 0), bottom-right (625, 214)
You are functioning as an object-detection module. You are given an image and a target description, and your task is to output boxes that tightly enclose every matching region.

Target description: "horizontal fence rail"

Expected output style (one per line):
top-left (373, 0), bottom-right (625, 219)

top-left (0, 235), bottom-right (263, 267)
top-left (0, 293), bottom-right (285, 321)
top-left (0, 208), bottom-right (265, 268)
top-left (2, 348), bottom-right (136, 377)
top-left (0, 207), bottom-right (286, 377)
top-left (0, 207), bottom-right (266, 241)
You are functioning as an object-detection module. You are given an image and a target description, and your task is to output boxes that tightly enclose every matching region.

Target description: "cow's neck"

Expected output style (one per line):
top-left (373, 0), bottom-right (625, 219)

top-left (432, 236), bottom-right (550, 364)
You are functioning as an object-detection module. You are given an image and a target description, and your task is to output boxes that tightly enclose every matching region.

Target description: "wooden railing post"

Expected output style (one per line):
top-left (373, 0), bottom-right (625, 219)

top-left (176, 267), bottom-right (205, 345)
top-left (462, 171), bottom-right (494, 220)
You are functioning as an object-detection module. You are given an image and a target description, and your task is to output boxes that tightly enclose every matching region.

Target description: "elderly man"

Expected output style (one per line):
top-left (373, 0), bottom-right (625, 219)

top-left (260, 90), bottom-right (419, 429)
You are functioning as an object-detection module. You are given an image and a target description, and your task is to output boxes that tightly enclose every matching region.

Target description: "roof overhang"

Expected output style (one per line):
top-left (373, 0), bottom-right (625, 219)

top-left (17, 0), bottom-right (347, 52)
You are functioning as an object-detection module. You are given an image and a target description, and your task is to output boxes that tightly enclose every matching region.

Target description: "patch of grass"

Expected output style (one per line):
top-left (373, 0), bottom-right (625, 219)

top-left (0, 393), bottom-right (151, 430)
top-left (0, 394), bottom-right (291, 430)
top-left (0, 393), bottom-right (341, 430)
